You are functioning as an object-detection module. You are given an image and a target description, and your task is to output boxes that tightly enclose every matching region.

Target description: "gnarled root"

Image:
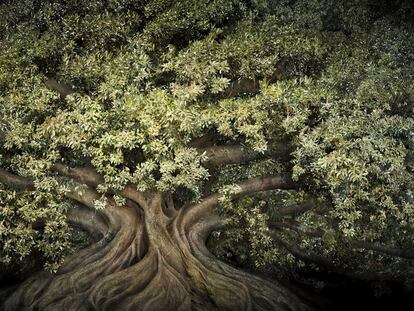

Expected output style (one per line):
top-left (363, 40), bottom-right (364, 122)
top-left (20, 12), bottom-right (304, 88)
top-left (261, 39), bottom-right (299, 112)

top-left (1, 197), bottom-right (314, 311)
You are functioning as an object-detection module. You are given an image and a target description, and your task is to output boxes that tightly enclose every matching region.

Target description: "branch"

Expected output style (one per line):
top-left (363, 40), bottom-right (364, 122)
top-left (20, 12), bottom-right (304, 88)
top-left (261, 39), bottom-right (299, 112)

top-left (207, 174), bottom-right (298, 208)
top-left (53, 163), bottom-right (148, 208)
top-left (67, 205), bottom-right (108, 240)
top-left (201, 142), bottom-right (291, 167)
top-left (178, 174), bottom-right (298, 231)
top-left (277, 201), bottom-right (319, 216)
top-left (271, 220), bottom-right (414, 260)
top-left (0, 163), bottom-right (147, 210)
top-left (270, 220), bottom-right (324, 237)
top-left (121, 185), bottom-right (148, 209)
top-left (0, 168), bottom-right (34, 190)
top-left (201, 145), bottom-right (262, 166)
top-left (233, 174), bottom-right (298, 196)
top-left (219, 57), bottom-right (287, 99)
top-left (64, 185), bottom-right (101, 209)
top-left (220, 77), bottom-right (260, 98)
top-left (53, 163), bottom-right (103, 186)
top-left (351, 240), bottom-right (414, 260)
top-left (271, 233), bottom-right (410, 283)
top-left (45, 78), bottom-right (74, 98)
top-left (188, 130), bottom-right (219, 148)
top-left (0, 166), bottom-right (99, 209)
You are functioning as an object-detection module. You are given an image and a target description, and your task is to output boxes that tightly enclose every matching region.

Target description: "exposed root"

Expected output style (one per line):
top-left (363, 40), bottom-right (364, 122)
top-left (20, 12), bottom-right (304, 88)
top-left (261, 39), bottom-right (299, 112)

top-left (2, 196), bottom-right (315, 311)
top-left (2, 203), bottom-right (144, 311)
top-left (172, 199), bottom-right (313, 311)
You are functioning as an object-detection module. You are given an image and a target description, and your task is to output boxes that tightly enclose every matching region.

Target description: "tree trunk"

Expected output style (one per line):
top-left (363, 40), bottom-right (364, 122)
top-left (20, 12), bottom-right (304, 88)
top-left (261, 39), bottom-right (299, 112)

top-left (1, 193), bottom-right (314, 311)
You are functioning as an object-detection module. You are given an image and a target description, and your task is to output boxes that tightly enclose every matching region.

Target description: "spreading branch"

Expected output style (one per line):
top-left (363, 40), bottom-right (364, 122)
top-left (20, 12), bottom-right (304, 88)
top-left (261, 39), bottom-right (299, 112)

top-left (188, 130), bottom-right (219, 148)
top-left (233, 174), bottom-right (298, 196)
top-left (0, 166), bottom-right (100, 210)
top-left (0, 163), bottom-right (146, 210)
top-left (206, 174), bottom-right (298, 208)
top-left (277, 202), bottom-right (317, 216)
top-left (271, 233), bottom-right (411, 283)
top-left (271, 220), bottom-right (414, 260)
top-left (53, 163), bottom-right (148, 208)
top-left (350, 240), bottom-right (414, 260)
top-left (67, 205), bottom-right (108, 240)
top-left (200, 141), bottom-right (291, 167)
top-left (270, 220), bottom-right (324, 237)
top-left (53, 164), bottom-right (104, 186)
top-left (64, 185), bottom-right (101, 209)
top-left (0, 168), bottom-right (34, 190)
top-left (179, 174), bottom-right (299, 233)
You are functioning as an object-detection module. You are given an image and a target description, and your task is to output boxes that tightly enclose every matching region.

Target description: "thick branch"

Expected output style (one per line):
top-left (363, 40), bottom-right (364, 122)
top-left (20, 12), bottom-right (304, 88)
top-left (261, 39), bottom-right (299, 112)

top-left (271, 234), bottom-right (409, 283)
top-left (278, 201), bottom-right (319, 216)
top-left (121, 185), bottom-right (148, 209)
top-left (64, 185), bottom-right (101, 209)
top-left (233, 174), bottom-right (298, 197)
top-left (67, 206), bottom-right (108, 240)
top-left (271, 220), bottom-right (414, 260)
top-left (45, 78), bottom-right (74, 98)
top-left (178, 174), bottom-right (299, 237)
top-left (0, 165), bottom-right (105, 214)
top-left (203, 174), bottom-right (298, 209)
top-left (53, 163), bottom-right (148, 208)
top-left (188, 130), bottom-right (219, 148)
top-left (220, 77), bottom-right (260, 98)
top-left (0, 168), bottom-right (34, 190)
top-left (53, 163), bottom-right (103, 186)
top-left (0, 165), bottom-right (146, 211)
top-left (271, 220), bottom-right (324, 237)
top-left (201, 141), bottom-right (291, 167)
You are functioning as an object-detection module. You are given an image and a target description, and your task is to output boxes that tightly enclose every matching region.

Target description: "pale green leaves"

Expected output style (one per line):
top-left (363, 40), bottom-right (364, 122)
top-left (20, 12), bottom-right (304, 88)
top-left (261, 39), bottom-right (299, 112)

top-left (218, 188), bottom-right (277, 267)
top-left (156, 147), bottom-right (209, 197)
top-left (0, 188), bottom-right (72, 272)
top-left (94, 197), bottom-right (108, 210)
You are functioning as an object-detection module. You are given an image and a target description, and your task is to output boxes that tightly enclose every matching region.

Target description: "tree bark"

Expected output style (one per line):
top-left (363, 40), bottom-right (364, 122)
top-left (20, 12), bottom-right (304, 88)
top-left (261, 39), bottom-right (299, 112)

top-left (0, 166), bottom-right (314, 310)
top-left (1, 185), bottom-right (315, 311)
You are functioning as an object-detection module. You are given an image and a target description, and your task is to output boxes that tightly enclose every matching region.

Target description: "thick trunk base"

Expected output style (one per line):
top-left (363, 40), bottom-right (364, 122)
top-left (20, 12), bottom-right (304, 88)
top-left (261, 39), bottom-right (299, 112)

top-left (1, 199), bottom-right (315, 311)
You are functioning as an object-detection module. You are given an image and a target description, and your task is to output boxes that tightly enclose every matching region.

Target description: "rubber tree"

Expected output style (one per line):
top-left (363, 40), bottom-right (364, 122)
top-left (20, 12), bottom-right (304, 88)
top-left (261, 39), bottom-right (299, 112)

top-left (1, 0), bottom-right (414, 310)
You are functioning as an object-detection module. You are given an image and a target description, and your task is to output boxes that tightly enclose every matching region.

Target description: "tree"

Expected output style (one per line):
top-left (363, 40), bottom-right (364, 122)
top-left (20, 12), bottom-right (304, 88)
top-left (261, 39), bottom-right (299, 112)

top-left (0, 0), bottom-right (413, 310)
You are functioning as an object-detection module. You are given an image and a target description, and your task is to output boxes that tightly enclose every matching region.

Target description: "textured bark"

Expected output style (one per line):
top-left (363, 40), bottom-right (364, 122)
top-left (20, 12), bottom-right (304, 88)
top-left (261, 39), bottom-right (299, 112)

top-left (200, 142), bottom-right (292, 168)
top-left (1, 187), bottom-right (315, 311)
top-left (0, 168), bottom-right (34, 190)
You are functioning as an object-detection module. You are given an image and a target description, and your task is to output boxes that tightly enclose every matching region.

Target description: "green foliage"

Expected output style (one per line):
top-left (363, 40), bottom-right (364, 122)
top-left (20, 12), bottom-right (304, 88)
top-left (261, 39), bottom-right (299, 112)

top-left (0, 187), bottom-right (72, 272)
top-left (216, 187), bottom-right (290, 269)
top-left (0, 0), bottom-right (413, 284)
